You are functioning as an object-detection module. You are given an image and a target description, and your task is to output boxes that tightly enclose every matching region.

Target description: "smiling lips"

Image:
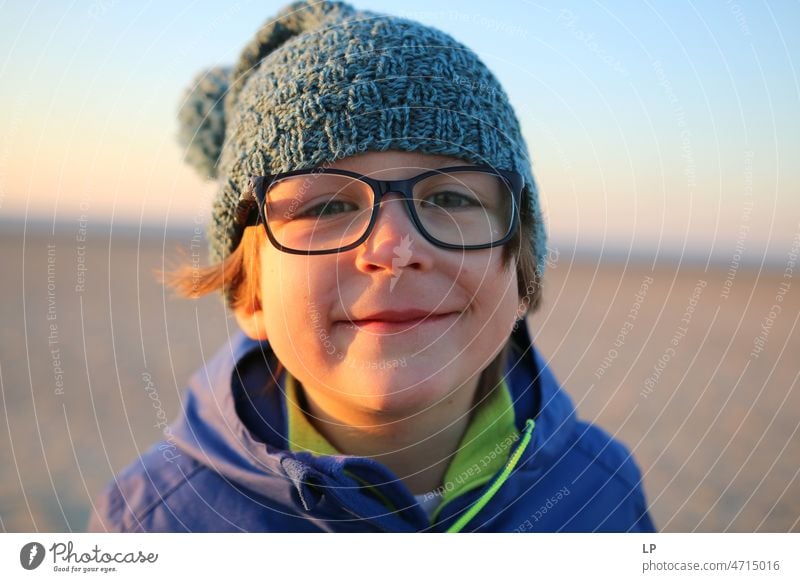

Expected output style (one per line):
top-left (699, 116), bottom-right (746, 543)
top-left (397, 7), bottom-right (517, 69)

top-left (342, 309), bottom-right (459, 333)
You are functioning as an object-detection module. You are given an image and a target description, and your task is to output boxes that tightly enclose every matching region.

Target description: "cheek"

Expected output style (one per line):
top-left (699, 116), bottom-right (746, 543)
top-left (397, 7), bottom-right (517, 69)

top-left (463, 252), bottom-right (519, 316)
top-left (490, 276), bottom-right (520, 328)
top-left (258, 253), bottom-right (340, 366)
top-left (466, 258), bottom-right (520, 350)
top-left (476, 263), bottom-right (520, 359)
top-left (259, 254), bottom-right (301, 323)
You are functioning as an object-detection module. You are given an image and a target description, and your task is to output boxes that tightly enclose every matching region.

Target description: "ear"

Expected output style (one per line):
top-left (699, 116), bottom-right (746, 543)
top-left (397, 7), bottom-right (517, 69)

top-left (233, 302), bottom-right (269, 341)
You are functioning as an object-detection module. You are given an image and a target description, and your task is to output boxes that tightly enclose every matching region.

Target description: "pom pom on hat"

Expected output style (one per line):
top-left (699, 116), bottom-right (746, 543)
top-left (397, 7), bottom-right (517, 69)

top-left (177, 66), bottom-right (231, 179)
top-left (177, 2), bottom-right (356, 181)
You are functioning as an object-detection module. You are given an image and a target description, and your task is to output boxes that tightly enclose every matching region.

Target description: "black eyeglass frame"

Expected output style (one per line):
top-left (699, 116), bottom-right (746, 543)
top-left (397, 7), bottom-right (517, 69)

top-left (246, 165), bottom-right (524, 256)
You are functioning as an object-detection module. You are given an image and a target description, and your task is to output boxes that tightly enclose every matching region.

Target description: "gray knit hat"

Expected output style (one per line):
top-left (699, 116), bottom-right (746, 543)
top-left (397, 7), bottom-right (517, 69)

top-left (178, 0), bottom-right (546, 280)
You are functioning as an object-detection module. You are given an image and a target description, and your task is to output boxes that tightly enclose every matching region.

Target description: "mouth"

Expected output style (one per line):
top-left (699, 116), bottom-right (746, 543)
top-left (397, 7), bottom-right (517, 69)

top-left (340, 311), bottom-right (460, 333)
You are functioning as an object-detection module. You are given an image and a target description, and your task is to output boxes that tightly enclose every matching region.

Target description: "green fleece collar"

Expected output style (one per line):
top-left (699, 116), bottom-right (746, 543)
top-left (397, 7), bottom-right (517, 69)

top-left (285, 372), bottom-right (340, 456)
top-left (284, 371), bottom-right (520, 521)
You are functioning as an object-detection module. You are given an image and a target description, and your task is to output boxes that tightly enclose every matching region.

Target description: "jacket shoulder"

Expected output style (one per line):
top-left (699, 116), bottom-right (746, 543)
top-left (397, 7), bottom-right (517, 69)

top-left (87, 443), bottom-right (206, 532)
top-left (572, 421), bottom-right (642, 491)
top-left (568, 420), bottom-right (656, 531)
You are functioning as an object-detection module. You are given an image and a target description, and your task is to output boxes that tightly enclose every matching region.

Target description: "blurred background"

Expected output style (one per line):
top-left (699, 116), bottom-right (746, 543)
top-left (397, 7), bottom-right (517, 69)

top-left (0, 0), bottom-right (798, 532)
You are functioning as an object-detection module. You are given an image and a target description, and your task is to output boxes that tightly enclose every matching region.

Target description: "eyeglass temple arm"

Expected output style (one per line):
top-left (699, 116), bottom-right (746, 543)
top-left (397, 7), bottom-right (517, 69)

top-left (235, 177), bottom-right (264, 228)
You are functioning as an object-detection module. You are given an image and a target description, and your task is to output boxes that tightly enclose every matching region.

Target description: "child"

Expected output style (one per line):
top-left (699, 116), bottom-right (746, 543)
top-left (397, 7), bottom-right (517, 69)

top-left (88, 0), bottom-right (655, 532)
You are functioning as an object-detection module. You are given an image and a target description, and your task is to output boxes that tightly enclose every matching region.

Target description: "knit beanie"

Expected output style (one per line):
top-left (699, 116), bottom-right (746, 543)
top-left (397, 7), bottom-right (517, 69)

top-left (177, 0), bottom-right (546, 284)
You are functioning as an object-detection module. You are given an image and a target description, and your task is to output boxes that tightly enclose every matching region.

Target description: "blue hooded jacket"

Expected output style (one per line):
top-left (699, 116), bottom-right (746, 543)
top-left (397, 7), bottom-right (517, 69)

top-left (88, 321), bottom-right (656, 532)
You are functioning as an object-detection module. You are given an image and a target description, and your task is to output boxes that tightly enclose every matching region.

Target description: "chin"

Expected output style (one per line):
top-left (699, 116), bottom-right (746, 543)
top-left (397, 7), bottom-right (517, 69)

top-left (346, 367), bottom-right (459, 416)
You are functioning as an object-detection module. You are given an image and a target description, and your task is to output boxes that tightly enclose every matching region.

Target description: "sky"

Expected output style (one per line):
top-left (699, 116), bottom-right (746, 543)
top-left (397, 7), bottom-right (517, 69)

top-left (1, 0), bottom-right (798, 264)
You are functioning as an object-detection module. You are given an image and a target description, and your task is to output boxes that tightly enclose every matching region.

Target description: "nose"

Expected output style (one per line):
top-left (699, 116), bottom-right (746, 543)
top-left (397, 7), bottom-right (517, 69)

top-left (354, 193), bottom-right (434, 275)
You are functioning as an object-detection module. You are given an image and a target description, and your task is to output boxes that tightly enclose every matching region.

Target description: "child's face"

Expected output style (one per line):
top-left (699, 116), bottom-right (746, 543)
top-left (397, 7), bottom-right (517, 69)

top-left (239, 150), bottom-right (521, 417)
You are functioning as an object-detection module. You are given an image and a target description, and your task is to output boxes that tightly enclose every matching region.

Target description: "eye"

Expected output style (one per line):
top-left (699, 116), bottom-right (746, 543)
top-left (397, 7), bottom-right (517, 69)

top-left (296, 198), bottom-right (359, 218)
top-left (420, 191), bottom-right (482, 209)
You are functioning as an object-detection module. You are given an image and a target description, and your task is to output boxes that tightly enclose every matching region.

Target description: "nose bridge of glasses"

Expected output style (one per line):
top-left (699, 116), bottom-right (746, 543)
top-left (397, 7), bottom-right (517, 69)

top-left (369, 177), bottom-right (411, 212)
top-left (358, 181), bottom-right (418, 248)
top-left (372, 177), bottom-right (414, 199)
top-left (372, 190), bottom-right (414, 230)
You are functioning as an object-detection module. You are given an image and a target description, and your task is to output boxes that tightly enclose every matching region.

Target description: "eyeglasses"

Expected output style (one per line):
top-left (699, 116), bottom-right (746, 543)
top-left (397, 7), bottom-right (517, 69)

top-left (242, 165), bottom-right (523, 255)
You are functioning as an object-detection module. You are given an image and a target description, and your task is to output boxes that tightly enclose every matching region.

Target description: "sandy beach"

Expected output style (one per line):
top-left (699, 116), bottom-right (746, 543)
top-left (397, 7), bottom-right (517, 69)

top-left (1, 224), bottom-right (797, 532)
